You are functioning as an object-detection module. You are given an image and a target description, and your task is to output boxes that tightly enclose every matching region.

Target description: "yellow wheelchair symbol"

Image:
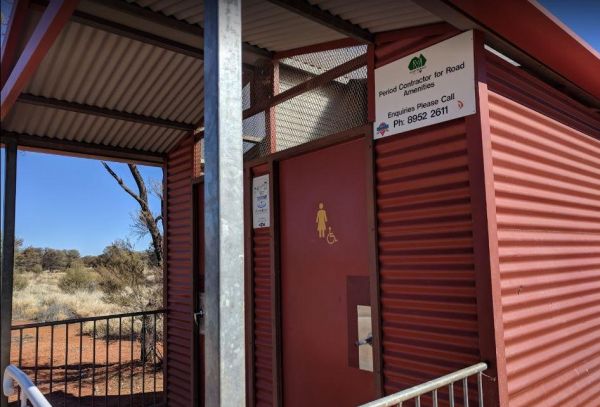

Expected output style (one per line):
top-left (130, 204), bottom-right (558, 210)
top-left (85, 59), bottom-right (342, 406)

top-left (326, 227), bottom-right (338, 245)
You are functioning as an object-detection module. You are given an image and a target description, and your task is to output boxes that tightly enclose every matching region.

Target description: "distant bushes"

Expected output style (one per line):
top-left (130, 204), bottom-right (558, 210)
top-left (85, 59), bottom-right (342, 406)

top-left (58, 267), bottom-right (98, 293)
top-left (12, 272), bottom-right (119, 322)
top-left (14, 239), bottom-right (83, 273)
top-left (12, 239), bottom-right (163, 338)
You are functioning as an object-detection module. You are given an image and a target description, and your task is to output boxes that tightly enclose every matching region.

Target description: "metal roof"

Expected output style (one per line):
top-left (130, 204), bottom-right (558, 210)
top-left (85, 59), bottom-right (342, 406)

top-left (2, 17), bottom-right (201, 154)
top-left (310, 0), bottom-right (441, 33)
top-left (128, 0), bottom-right (347, 51)
top-left (2, 0), bottom-right (441, 161)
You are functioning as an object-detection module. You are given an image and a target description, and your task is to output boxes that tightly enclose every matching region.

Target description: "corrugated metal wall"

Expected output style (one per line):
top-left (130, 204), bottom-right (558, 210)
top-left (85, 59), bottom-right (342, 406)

top-left (249, 164), bottom-right (275, 407)
top-left (374, 120), bottom-right (481, 394)
top-left (165, 135), bottom-right (195, 406)
top-left (486, 58), bottom-right (600, 406)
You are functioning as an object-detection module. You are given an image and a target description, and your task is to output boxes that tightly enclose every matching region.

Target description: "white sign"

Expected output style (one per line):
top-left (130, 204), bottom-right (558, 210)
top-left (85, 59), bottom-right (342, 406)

top-left (374, 31), bottom-right (476, 139)
top-left (252, 175), bottom-right (270, 229)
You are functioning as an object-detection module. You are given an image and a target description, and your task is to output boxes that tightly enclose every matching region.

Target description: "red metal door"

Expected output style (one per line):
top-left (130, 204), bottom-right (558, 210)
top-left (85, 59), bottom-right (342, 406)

top-left (279, 138), bottom-right (376, 406)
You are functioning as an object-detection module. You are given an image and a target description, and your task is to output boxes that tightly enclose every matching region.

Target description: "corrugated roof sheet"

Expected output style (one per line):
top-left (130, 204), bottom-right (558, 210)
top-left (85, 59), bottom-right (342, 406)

top-left (2, 18), bottom-right (202, 155)
top-left (129, 0), bottom-right (345, 51)
top-left (26, 21), bottom-right (203, 123)
top-left (310, 0), bottom-right (441, 32)
top-left (129, 0), bottom-right (440, 50)
top-left (4, 102), bottom-right (187, 153)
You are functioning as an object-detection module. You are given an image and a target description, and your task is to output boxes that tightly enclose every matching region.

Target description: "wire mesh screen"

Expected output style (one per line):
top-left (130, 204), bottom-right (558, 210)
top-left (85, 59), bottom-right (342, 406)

top-left (244, 110), bottom-right (267, 156)
top-left (275, 64), bottom-right (367, 151)
top-left (268, 44), bottom-right (368, 154)
top-left (282, 45), bottom-right (367, 74)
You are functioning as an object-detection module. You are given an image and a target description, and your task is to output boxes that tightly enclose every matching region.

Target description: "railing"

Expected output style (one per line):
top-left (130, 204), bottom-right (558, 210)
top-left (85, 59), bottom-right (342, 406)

top-left (359, 363), bottom-right (488, 407)
top-left (9, 309), bottom-right (165, 407)
top-left (3, 364), bottom-right (51, 407)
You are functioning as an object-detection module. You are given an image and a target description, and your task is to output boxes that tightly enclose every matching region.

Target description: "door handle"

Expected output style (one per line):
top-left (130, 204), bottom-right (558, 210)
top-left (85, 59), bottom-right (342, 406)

top-left (355, 333), bottom-right (372, 347)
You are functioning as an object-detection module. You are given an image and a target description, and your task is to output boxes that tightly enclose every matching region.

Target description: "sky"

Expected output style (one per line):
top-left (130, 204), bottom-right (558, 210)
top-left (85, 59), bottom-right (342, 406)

top-left (0, 1), bottom-right (599, 255)
top-left (539, 0), bottom-right (600, 51)
top-left (0, 151), bottom-right (163, 255)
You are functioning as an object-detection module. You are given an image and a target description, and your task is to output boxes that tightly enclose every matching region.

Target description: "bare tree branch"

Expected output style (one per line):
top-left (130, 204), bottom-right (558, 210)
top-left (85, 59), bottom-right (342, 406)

top-left (128, 164), bottom-right (149, 203)
top-left (101, 162), bottom-right (164, 267)
top-left (149, 178), bottom-right (163, 201)
top-left (101, 162), bottom-right (145, 208)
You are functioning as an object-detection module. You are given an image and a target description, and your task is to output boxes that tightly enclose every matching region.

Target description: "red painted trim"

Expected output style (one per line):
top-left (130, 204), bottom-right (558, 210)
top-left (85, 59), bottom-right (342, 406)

top-left (268, 62), bottom-right (279, 154)
top-left (245, 124), bottom-right (371, 169)
top-left (0, 0), bottom-right (78, 121)
top-left (446, 0), bottom-right (600, 101)
top-left (374, 22), bottom-right (458, 45)
top-left (274, 38), bottom-right (363, 60)
top-left (268, 160), bottom-right (283, 407)
top-left (364, 132), bottom-right (384, 397)
top-left (465, 30), bottom-right (508, 407)
top-left (1, 0), bottom-right (30, 89)
top-left (367, 44), bottom-right (375, 123)
top-left (243, 168), bottom-right (256, 407)
top-left (161, 159), bottom-right (169, 407)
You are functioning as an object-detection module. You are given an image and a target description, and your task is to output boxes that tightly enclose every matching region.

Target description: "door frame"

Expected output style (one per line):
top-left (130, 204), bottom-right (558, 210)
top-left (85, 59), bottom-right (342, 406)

top-left (244, 124), bottom-right (384, 406)
top-left (192, 178), bottom-right (204, 407)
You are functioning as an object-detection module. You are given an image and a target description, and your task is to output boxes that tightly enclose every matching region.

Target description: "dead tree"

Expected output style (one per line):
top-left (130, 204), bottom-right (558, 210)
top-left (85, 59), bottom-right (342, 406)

top-left (102, 162), bottom-right (164, 364)
top-left (101, 162), bottom-right (163, 268)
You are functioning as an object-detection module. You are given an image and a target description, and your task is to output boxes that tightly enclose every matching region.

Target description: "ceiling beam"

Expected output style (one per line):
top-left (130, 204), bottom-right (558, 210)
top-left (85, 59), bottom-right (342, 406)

top-left (242, 135), bottom-right (263, 144)
top-left (1, 0), bottom-right (79, 121)
top-left (18, 93), bottom-right (196, 131)
top-left (2, 132), bottom-right (165, 166)
top-left (71, 10), bottom-right (204, 58)
top-left (266, 0), bottom-right (374, 44)
top-left (1, 0), bottom-right (31, 88)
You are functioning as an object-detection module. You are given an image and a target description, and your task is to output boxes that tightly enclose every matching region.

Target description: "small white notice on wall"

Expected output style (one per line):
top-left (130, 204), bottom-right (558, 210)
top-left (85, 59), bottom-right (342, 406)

top-left (252, 174), bottom-right (270, 229)
top-left (373, 30), bottom-right (476, 139)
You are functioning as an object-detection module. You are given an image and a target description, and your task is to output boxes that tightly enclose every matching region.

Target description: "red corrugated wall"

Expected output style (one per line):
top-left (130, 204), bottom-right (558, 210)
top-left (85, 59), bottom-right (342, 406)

top-left (164, 134), bottom-right (195, 406)
top-left (374, 120), bottom-right (481, 394)
top-left (486, 54), bottom-right (600, 406)
top-left (249, 164), bottom-right (274, 407)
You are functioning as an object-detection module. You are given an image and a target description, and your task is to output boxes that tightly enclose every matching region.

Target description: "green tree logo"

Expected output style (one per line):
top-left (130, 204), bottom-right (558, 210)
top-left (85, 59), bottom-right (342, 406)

top-left (408, 54), bottom-right (427, 72)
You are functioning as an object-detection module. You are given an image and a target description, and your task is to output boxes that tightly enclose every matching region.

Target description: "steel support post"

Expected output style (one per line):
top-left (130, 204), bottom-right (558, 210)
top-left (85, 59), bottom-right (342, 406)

top-left (0, 140), bottom-right (18, 407)
top-left (203, 0), bottom-right (245, 406)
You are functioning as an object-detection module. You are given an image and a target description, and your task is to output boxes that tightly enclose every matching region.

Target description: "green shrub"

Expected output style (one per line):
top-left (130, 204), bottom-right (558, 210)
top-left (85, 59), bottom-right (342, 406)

top-left (32, 264), bottom-right (43, 274)
top-left (58, 268), bottom-right (97, 293)
top-left (13, 274), bottom-right (28, 291)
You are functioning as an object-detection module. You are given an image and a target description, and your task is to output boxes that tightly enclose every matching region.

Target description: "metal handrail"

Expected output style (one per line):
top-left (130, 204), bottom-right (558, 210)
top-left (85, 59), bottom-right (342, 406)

top-left (11, 309), bottom-right (166, 406)
top-left (359, 362), bottom-right (488, 407)
top-left (11, 308), bottom-right (166, 329)
top-left (3, 364), bottom-right (51, 407)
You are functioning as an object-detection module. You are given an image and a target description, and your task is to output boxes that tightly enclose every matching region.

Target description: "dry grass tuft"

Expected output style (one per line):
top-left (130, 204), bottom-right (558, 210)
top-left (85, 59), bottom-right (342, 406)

top-left (12, 272), bottom-right (119, 322)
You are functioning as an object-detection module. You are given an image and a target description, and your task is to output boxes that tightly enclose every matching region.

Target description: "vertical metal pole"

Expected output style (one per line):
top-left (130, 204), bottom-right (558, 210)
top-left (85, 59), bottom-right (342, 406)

top-left (0, 139), bottom-right (18, 407)
top-left (204, 0), bottom-right (245, 406)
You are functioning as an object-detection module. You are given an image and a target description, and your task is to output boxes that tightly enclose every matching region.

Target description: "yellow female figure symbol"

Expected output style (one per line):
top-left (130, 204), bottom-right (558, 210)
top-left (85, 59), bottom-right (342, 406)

top-left (316, 202), bottom-right (328, 238)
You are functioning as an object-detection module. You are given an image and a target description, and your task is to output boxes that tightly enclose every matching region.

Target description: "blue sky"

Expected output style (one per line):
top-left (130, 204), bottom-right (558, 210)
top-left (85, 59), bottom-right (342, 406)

top-left (540, 0), bottom-right (600, 51)
top-left (1, 1), bottom-right (598, 255)
top-left (1, 152), bottom-right (163, 255)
